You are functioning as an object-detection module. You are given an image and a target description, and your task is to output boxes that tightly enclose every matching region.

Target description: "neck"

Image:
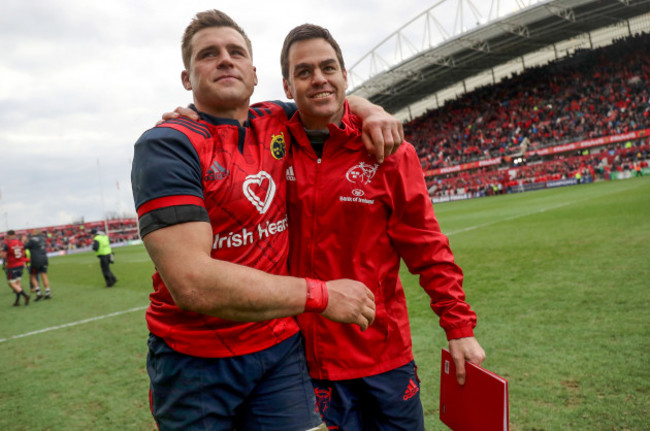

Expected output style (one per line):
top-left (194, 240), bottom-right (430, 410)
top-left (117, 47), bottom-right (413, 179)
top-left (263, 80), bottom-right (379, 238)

top-left (299, 111), bottom-right (344, 131)
top-left (194, 101), bottom-right (250, 125)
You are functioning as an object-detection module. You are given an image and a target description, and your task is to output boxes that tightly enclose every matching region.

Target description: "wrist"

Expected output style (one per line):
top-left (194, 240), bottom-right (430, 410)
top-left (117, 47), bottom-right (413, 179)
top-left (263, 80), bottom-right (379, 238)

top-left (304, 278), bottom-right (329, 313)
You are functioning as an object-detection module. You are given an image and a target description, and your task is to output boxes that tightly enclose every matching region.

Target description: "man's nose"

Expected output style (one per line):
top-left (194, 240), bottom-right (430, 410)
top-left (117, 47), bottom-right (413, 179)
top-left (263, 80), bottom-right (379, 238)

top-left (312, 68), bottom-right (327, 84)
top-left (216, 52), bottom-right (234, 68)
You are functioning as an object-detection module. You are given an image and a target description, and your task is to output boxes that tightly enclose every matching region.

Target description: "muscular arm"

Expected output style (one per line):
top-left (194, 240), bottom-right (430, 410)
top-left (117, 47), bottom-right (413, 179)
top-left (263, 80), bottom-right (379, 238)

top-left (144, 221), bottom-right (304, 321)
top-left (144, 220), bottom-right (375, 328)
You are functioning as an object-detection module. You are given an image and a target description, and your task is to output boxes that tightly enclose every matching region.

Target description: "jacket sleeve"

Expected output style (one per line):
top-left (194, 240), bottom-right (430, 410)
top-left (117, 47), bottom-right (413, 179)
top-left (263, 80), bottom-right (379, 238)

top-left (386, 144), bottom-right (477, 340)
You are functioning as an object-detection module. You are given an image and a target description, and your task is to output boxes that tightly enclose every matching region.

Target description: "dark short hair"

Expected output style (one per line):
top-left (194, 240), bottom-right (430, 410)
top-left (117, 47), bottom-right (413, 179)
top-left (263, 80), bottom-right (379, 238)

top-left (7, 230), bottom-right (15, 235)
top-left (280, 24), bottom-right (345, 81)
top-left (181, 9), bottom-right (253, 70)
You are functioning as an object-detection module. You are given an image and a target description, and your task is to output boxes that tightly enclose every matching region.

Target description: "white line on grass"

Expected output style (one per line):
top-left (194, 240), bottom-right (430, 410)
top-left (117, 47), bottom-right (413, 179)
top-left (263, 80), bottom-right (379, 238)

top-left (0, 305), bottom-right (148, 344)
top-left (445, 200), bottom-right (575, 236)
top-left (444, 180), bottom-right (645, 236)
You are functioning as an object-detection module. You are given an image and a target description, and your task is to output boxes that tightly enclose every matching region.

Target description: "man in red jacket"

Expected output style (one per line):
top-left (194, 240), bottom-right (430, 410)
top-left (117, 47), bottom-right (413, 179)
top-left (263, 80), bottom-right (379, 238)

top-left (1, 230), bottom-right (30, 306)
top-left (281, 24), bottom-right (486, 430)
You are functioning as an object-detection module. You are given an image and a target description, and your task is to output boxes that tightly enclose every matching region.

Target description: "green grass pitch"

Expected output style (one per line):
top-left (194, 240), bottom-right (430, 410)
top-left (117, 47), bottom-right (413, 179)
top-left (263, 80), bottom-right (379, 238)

top-left (1, 176), bottom-right (648, 430)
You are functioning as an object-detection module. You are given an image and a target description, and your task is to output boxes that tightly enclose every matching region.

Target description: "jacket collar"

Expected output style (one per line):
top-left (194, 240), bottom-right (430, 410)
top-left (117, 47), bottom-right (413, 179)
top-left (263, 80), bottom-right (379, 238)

top-left (286, 101), bottom-right (363, 153)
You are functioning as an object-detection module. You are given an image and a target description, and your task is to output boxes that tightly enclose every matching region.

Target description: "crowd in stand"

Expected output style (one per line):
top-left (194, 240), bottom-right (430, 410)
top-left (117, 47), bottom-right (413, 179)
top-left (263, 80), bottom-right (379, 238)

top-left (431, 142), bottom-right (649, 197)
top-left (403, 32), bottom-right (650, 197)
top-left (0, 218), bottom-right (139, 254)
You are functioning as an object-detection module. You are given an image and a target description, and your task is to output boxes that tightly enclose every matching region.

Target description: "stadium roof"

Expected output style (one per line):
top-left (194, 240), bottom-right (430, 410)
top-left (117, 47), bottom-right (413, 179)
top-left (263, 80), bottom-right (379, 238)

top-left (348, 0), bottom-right (650, 120)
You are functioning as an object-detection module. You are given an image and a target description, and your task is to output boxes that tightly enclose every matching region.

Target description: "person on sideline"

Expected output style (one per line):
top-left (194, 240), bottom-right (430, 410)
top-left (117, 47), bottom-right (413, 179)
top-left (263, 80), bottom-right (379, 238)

top-left (280, 24), bottom-right (486, 430)
top-left (1, 230), bottom-right (30, 306)
top-left (131, 9), bottom-right (400, 431)
top-left (91, 229), bottom-right (117, 288)
top-left (25, 230), bottom-right (52, 300)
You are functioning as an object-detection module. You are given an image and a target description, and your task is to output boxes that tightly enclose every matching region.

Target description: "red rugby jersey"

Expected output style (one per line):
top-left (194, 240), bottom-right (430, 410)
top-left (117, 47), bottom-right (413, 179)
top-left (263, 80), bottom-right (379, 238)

top-left (132, 102), bottom-right (299, 358)
top-left (3, 239), bottom-right (26, 269)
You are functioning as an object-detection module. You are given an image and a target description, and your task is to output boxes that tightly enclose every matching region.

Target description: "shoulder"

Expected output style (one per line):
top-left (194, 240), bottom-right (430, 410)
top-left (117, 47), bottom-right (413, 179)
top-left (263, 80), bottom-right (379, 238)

top-left (133, 121), bottom-right (205, 170)
top-left (138, 118), bottom-right (212, 145)
top-left (382, 141), bottom-right (419, 169)
top-left (250, 100), bottom-right (296, 121)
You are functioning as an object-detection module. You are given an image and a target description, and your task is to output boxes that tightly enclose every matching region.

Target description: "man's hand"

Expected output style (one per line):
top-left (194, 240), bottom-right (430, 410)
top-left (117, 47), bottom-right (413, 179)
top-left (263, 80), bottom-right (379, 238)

top-left (321, 279), bottom-right (376, 331)
top-left (360, 109), bottom-right (404, 163)
top-left (448, 336), bottom-right (486, 385)
top-left (347, 95), bottom-right (404, 163)
top-left (158, 105), bottom-right (199, 125)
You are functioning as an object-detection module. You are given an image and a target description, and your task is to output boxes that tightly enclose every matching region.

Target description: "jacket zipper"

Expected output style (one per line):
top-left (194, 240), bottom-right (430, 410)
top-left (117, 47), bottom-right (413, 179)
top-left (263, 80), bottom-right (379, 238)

top-left (310, 155), bottom-right (323, 377)
top-left (310, 156), bottom-right (322, 276)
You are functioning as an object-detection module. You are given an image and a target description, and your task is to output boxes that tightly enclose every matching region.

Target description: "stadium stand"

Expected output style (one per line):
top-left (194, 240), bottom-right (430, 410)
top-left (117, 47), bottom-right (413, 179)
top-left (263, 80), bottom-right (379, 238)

top-left (401, 33), bottom-right (650, 199)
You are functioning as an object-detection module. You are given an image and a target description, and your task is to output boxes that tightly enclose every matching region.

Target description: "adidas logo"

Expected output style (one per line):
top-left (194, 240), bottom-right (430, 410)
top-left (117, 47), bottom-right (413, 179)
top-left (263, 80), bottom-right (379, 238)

top-left (205, 159), bottom-right (230, 181)
top-left (403, 378), bottom-right (420, 400)
top-left (286, 166), bottom-right (296, 181)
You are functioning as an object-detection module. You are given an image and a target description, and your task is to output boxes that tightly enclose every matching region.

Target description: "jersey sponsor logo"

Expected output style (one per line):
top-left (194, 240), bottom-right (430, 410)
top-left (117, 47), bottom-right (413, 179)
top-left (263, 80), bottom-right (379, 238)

top-left (403, 378), bottom-right (420, 400)
top-left (339, 195), bottom-right (375, 204)
top-left (212, 216), bottom-right (288, 250)
top-left (243, 171), bottom-right (276, 214)
top-left (205, 159), bottom-right (230, 181)
top-left (340, 163), bottom-right (378, 205)
top-left (286, 166), bottom-right (296, 182)
top-left (345, 162), bottom-right (379, 185)
top-left (270, 132), bottom-right (286, 160)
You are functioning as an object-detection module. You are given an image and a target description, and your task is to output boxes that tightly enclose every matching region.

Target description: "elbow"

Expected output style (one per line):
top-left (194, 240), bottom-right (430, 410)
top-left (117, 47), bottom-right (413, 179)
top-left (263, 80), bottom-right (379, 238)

top-left (163, 273), bottom-right (207, 313)
top-left (171, 288), bottom-right (200, 312)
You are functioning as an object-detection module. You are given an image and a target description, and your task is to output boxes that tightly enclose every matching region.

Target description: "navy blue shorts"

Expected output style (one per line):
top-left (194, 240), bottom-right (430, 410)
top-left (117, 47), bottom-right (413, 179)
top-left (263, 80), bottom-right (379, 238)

top-left (313, 361), bottom-right (425, 431)
top-left (6, 266), bottom-right (23, 281)
top-left (147, 332), bottom-right (322, 431)
top-left (30, 263), bottom-right (48, 275)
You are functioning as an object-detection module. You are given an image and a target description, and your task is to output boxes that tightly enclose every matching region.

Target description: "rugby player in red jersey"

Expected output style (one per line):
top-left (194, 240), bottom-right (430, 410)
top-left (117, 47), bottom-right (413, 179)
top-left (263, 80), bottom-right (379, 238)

top-left (1, 230), bottom-right (30, 306)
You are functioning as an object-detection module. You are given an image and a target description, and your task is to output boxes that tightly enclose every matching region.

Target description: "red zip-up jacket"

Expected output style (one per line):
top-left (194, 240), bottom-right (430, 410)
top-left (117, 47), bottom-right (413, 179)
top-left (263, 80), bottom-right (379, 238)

top-left (286, 103), bottom-right (477, 380)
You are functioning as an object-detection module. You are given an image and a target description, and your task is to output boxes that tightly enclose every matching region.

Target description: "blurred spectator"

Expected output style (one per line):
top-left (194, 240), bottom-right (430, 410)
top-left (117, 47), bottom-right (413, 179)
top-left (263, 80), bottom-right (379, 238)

top-left (24, 230), bottom-right (53, 300)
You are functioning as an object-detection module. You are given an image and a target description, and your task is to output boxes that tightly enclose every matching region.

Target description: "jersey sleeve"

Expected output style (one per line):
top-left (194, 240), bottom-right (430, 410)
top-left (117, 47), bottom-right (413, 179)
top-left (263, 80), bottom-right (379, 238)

top-left (385, 143), bottom-right (477, 339)
top-left (131, 126), bottom-right (209, 238)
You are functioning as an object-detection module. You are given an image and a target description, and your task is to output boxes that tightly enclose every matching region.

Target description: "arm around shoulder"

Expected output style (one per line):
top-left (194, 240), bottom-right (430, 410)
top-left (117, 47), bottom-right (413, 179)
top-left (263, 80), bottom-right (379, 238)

top-left (347, 95), bottom-right (404, 163)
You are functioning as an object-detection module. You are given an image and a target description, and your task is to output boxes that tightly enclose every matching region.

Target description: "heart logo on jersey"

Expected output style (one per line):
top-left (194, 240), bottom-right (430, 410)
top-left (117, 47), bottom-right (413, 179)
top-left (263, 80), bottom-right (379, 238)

top-left (243, 171), bottom-right (276, 214)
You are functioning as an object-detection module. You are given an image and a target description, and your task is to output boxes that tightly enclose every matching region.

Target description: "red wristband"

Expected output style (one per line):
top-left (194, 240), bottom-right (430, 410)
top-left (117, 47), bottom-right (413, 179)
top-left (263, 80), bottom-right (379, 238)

top-left (304, 278), bottom-right (329, 313)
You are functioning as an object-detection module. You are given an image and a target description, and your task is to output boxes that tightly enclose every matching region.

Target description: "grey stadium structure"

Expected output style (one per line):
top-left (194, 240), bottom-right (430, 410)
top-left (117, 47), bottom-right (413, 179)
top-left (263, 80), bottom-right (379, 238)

top-left (348, 0), bottom-right (650, 122)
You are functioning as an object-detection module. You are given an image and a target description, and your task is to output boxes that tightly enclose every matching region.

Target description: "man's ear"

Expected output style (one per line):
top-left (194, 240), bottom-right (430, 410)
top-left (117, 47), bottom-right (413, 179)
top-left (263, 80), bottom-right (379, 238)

top-left (283, 79), bottom-right (294, 99)
top-left (181, 70), bottom-right (192, 91)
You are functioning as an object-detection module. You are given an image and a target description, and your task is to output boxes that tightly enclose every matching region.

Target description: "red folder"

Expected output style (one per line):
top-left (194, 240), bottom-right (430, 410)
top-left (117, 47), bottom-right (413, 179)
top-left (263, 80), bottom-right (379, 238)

top-left (439, 348), bottom-right (509, 431)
